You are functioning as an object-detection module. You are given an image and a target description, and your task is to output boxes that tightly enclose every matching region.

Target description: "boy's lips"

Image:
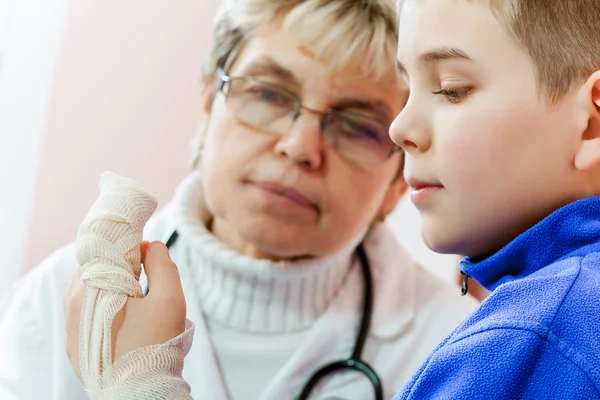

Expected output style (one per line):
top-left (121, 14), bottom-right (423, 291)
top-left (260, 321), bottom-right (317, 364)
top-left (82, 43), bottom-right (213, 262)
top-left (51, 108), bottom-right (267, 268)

top-left (406, 177), bottom-right (444, 205)
top-left (406, 177), bottom-right (443, 190)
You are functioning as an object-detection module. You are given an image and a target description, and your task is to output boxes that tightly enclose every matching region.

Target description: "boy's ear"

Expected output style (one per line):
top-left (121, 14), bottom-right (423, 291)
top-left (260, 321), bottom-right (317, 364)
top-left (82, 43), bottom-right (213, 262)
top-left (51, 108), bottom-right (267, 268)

top-left (574, 71), bottom-right (600, 171)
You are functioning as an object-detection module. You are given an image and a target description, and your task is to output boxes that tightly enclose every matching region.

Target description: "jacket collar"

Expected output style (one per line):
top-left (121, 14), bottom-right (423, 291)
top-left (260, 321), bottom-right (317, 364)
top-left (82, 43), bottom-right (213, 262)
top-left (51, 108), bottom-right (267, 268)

top-left (461, 196), bottom-right (600, 291)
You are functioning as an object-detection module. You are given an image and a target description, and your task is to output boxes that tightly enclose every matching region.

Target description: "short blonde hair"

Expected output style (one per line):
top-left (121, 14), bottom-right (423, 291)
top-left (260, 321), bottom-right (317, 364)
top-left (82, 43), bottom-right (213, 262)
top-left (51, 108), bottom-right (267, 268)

top-left (203, 0), bottom-right (398, 81)
top-left (490, 0), bottom-right (600, 103)
top-left (397, 0), bottom-right (600, 103)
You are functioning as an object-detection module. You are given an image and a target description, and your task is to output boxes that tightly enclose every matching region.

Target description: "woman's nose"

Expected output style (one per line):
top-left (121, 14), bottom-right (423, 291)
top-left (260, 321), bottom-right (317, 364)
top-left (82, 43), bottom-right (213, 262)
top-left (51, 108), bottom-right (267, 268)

top-left (274, 114), bottom-right (324, 169)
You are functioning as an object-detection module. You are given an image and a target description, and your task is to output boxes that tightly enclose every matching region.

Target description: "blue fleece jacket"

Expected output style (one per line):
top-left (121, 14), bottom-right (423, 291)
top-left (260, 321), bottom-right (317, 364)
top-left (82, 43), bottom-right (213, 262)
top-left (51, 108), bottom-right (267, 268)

top-left (393, 197), bottom-right (600, 399)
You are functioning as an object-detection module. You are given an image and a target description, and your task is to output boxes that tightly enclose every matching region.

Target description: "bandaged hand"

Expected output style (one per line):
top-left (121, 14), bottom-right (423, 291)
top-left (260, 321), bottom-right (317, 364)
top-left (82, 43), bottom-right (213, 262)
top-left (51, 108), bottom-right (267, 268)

top-left (65, 240), bottom-right (188, 380)
top-left (64, 172), bottom-right (194, 399)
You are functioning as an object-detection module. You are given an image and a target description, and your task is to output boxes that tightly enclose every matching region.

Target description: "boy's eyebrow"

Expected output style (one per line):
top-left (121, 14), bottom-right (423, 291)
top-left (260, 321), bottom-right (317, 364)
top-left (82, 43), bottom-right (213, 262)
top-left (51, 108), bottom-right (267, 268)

top-left (396, 47), bottom-right (472, 75)
top-left (420, 47), bottom-right (471, 64)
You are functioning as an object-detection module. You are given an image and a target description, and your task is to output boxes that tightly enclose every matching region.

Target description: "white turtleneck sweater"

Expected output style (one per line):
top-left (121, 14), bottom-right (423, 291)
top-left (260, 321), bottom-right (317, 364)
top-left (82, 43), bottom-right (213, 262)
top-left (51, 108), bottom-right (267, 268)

top-left (167, 172), bottom-right (362, 399)
top-left (0, 172), bottom-right (479, 400)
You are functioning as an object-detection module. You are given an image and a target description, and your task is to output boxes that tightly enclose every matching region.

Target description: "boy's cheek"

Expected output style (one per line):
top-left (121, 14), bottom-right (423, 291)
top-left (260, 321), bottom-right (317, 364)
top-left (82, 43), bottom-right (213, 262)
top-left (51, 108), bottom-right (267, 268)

top-left (435, 97), bottom-right (538, 187)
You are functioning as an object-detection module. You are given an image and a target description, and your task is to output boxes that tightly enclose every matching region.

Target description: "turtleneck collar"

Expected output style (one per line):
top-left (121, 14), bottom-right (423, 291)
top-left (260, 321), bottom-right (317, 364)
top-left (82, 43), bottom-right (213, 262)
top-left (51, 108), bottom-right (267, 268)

top-left (460, 196), bottom-right (600, 292)
top-left (169, 171), bottom-right (365, 333)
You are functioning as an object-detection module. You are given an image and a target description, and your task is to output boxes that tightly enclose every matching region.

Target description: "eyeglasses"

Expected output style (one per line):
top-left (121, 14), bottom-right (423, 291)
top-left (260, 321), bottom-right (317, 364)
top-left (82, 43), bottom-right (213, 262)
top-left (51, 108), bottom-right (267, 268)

top-left (216, 69), bottom-right (402, 167)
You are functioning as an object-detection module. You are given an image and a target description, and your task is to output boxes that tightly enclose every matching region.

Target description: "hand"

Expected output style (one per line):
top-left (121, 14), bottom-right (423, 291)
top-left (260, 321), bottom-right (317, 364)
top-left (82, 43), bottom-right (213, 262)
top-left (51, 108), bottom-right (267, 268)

top-left (64, 241), bottom-right (187, 381)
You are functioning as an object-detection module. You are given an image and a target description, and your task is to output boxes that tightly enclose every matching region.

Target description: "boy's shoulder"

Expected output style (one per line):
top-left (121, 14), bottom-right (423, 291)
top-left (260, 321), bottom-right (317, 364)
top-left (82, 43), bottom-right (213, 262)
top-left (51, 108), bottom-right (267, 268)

top-left (446, 250), bottom-right (600, 386)
top-left (548, 251), bottom-right (600, 365)
top-left (395, 251), bottom-right (600, 400)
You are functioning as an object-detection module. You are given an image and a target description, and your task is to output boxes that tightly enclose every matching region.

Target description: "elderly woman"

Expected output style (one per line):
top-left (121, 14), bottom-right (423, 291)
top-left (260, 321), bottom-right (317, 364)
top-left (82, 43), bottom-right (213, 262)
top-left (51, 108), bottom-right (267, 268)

top-left (0, 0), bottom-right (477, 399)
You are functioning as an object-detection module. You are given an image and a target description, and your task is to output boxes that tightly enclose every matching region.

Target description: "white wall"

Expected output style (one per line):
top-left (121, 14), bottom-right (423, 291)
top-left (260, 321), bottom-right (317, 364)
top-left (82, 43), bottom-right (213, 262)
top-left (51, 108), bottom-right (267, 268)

top-left (0, 0), bottom-right (14, 64)
top-left (387, 196), bottom-right (459, 283)
top-left (0, 0), bottom-right (69, 294)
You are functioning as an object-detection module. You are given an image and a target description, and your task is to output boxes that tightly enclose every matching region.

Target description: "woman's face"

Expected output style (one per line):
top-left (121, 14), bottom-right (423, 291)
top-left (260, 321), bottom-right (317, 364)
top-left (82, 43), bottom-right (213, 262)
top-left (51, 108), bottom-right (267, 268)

top-left (199, 17), bottom-right (407, 260)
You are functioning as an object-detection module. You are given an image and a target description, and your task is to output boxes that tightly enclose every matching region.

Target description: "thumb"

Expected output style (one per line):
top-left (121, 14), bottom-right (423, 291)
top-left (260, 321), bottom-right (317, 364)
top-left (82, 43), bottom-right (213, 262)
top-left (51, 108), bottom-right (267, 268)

top-left (143, 241), bottom-right (184, 299)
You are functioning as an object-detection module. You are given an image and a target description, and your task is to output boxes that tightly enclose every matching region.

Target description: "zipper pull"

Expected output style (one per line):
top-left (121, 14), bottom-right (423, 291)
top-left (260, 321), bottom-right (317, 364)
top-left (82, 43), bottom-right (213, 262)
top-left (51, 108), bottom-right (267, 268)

top-left (460, 272), bottom-right (469, 296)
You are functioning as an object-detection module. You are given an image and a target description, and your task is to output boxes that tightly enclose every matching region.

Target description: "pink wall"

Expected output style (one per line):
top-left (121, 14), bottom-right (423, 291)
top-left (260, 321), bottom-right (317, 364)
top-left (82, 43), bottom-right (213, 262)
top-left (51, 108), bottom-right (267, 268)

top-left (25, 0), bottom-right (220, 269)
top-left (21, 0), bottom-right (479, 299)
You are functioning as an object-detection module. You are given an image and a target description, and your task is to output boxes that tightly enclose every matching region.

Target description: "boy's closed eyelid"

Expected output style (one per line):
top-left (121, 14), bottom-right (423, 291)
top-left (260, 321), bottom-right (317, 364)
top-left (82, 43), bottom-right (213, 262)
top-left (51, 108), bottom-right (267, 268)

top-left (396, 61), bottom-right (479, 88)
top-left (436, 60), bottom-right (481, 79)
top-left (435, 70), bottom-right (479, 94)
top-left (438, 78), bottom-right (474, 88)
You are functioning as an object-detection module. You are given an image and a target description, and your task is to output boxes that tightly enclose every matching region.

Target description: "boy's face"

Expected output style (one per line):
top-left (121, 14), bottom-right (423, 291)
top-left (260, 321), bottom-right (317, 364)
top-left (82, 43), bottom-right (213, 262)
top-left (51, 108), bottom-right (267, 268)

top-left (391, 0), bottom-right (585, 257)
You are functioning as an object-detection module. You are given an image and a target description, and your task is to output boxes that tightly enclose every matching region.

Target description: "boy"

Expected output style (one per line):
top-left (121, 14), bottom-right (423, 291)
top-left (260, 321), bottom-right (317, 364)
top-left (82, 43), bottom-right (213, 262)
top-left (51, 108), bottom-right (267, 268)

top-left (390, 0), bottom-right (600, 398)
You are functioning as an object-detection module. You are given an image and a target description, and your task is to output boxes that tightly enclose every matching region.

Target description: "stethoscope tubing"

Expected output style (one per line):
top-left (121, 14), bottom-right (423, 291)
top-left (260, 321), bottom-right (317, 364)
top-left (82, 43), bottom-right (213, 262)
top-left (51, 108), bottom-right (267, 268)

top-left (156, 230), bottom-right (383, 400)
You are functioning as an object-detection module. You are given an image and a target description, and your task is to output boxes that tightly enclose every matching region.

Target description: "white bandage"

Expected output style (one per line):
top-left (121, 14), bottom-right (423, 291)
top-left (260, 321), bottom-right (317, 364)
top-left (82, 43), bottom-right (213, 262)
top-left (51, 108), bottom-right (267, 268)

top-left (75, 172), bottom-right (194, 399)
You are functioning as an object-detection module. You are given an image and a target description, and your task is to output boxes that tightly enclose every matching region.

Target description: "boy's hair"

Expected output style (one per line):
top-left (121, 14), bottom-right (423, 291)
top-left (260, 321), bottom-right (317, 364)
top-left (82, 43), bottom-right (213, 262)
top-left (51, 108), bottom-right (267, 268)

top-left (204, 0), bottom-right (398, 81)
top-left (491, 0), bottom-right (600, 103)
top-left (397, 0), bottom-right (600, 103)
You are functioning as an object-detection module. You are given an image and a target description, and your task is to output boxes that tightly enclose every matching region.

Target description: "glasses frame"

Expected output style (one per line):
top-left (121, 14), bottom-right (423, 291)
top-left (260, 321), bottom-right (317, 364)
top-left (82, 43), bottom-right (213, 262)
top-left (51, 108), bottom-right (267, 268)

top-left (216, 68), bottom-right (403, 164)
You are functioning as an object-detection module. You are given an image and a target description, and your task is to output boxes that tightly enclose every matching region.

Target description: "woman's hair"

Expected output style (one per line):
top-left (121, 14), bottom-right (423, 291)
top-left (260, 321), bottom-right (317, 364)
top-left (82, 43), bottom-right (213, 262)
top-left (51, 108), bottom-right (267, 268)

top-left (204, 0), bottom-right (398, 81)
top-left (191, 0), bottom-right (399, 167)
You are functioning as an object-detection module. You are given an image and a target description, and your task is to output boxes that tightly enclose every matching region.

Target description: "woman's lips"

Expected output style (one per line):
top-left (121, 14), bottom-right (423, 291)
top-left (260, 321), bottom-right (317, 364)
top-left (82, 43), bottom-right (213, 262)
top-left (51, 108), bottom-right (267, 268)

top-left (251, 181), bottom-right (317, 210)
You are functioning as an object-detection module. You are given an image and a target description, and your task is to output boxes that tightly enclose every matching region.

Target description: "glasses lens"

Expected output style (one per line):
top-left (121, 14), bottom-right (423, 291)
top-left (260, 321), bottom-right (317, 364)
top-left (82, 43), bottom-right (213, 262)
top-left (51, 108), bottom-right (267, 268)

top-left (225, 78), bottom-right (296, 133)
top-left (222, 76), bottom-right (397, 166)
top-left (327, 113), bottom-right (395, 165)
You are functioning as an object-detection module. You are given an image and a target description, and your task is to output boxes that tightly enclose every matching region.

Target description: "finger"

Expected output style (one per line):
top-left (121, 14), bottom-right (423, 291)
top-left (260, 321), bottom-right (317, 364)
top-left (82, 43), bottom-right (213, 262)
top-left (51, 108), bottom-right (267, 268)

top-left (143, 241), bottom-right (184, 299)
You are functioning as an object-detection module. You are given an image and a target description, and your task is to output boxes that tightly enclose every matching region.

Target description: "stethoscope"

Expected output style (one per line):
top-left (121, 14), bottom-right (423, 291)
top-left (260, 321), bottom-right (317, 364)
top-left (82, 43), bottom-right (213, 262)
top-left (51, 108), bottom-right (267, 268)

top-left (151, 230), bottom-right (383, 400)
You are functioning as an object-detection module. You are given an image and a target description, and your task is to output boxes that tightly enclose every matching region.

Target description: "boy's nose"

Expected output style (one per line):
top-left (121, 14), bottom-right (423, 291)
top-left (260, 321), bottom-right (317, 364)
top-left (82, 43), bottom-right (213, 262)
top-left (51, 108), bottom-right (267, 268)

top-left (389, 101), bottom-right (431, 155)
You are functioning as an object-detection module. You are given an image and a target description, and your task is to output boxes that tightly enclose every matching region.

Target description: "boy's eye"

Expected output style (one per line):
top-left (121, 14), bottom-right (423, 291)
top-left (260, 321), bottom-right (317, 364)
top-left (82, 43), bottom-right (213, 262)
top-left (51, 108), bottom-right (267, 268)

top-left (432, 87), bottom-right (472, 104)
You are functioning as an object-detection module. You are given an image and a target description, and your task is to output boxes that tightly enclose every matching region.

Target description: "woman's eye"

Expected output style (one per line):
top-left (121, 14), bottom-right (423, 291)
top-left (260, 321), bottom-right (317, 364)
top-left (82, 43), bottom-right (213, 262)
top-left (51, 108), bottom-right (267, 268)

top-left (249, 86), bottom-right (281, 102)
top-left (432, 87), bottom-right (472, 104)
top-left (339, 118), bottom-right (381, 142)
